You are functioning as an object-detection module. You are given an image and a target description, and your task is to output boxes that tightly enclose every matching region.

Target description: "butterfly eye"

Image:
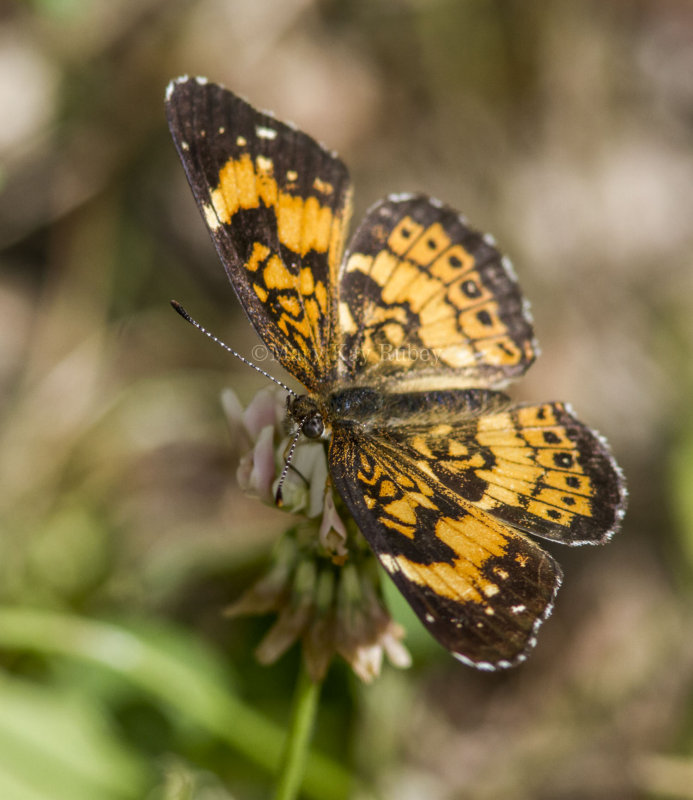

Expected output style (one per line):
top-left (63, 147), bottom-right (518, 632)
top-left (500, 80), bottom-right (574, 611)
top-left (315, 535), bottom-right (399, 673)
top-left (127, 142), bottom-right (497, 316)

top-left (301, 413), bottom-right (324, 439)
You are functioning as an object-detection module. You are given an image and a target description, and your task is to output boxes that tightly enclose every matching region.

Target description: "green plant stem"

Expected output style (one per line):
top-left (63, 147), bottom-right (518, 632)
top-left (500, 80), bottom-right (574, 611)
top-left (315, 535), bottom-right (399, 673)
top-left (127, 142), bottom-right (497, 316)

top-left (273, 660), bottom-right (322, 800)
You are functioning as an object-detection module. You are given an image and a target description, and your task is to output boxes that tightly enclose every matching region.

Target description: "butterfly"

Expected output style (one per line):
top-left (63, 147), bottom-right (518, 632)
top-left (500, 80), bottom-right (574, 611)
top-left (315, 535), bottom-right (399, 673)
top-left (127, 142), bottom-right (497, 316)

top-left (165, 76), bottom-right (627, 670)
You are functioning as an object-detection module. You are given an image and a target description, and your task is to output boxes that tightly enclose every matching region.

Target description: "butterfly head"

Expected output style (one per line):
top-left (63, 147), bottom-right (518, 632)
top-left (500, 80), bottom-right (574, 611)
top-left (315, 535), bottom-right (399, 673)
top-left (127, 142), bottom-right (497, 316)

top-left (288, 394), bottom-right (327, 440)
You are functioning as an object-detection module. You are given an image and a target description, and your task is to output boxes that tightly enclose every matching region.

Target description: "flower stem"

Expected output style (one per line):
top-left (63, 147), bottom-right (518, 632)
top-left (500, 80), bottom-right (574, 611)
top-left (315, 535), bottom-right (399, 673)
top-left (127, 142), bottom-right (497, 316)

top-left (273, 659), bottom-right (322, 800)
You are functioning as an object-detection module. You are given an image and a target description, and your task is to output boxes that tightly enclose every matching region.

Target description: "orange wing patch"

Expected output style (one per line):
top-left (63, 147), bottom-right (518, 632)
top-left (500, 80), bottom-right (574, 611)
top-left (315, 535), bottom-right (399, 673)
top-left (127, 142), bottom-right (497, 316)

top-left (208, 153), bottom-right (341, 260)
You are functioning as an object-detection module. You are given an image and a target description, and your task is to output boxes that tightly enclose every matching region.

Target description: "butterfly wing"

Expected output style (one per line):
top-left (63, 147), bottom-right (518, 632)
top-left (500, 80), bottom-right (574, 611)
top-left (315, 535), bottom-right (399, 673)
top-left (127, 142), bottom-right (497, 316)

top-left (386, 398), bottom-right (627, 546)
top-left (327, 388), bottom-right (625, 666)
top-left (328, 418), bottom-right (562, 669)
top-left (335, 194), bottom-right (537, 390)
top-left (166, 77), bottom-right (352, 390)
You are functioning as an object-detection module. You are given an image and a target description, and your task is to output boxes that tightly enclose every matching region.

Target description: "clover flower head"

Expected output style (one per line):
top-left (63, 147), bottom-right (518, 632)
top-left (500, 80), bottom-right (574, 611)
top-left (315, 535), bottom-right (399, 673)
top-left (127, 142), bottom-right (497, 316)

top-left (222, 386), bottom-right (411, 681)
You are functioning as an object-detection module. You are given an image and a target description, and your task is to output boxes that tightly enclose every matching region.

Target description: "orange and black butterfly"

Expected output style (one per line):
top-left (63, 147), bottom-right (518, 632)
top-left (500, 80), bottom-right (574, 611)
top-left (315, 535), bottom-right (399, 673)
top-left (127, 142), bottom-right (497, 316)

top-left (166, 76), bottom-right (626, 670)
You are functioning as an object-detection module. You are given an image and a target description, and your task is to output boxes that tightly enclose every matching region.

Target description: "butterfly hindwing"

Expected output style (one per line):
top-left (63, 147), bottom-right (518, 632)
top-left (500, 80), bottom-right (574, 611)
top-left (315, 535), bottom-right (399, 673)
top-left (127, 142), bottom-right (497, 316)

top-left (328, 420), bottom-right (562, 668)
top-left (166, 77), bottom-right (352, 390)
top-left (335, 195), bottom-right (537, 390)
top-left (388, 400), bottom-right (627, 546)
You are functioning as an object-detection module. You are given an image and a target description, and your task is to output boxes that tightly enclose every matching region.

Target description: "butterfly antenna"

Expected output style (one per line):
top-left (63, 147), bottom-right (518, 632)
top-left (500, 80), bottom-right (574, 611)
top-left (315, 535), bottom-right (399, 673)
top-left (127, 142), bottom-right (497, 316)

top-left (171, 301), bottom-right (297, 397)
top-left (275, 427), bottom-right (303, 507)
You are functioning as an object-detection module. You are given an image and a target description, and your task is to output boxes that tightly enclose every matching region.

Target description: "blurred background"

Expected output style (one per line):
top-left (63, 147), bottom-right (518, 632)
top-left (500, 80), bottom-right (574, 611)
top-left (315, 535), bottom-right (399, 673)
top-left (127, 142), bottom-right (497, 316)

top-left (1, 0), bottom-right (693, 798)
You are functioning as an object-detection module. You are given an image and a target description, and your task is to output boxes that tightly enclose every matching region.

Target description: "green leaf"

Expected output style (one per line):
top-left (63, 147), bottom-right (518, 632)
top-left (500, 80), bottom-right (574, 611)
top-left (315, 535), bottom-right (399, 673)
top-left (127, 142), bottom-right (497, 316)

top-left (0, 607), bottom-right (352, 800)
top-left (0, 672), bottom-right (151, 800)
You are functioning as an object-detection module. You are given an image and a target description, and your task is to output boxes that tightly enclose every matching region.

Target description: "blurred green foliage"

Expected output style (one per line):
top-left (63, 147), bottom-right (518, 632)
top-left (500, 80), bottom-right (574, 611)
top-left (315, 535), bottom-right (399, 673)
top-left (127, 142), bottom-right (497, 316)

top-left (1, 1), bottom-right (693, 798)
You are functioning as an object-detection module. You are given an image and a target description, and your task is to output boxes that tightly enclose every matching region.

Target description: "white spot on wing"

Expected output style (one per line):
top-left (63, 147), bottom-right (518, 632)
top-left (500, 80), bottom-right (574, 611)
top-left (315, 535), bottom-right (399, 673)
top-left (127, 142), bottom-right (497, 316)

top-left (378, 554), bottom-right (400, 574)
top-left (501, 254), bottom-right (518, 281)
top-left (256, 125), bottom-right (277, 140)
top-left (453, 653), bottom-right (497, 672)
top-left (165, 75), bottom-right (192, 100)
top-left (202, 204), bottom-right (221, 231)
top-left (387, 192), bottom-right (417, 203)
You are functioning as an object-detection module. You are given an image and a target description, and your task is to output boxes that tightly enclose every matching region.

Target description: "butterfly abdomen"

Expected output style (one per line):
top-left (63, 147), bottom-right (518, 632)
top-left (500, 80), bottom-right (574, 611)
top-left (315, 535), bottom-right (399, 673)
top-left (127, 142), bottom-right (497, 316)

top-left (328, 387), bottom-right (510, 429)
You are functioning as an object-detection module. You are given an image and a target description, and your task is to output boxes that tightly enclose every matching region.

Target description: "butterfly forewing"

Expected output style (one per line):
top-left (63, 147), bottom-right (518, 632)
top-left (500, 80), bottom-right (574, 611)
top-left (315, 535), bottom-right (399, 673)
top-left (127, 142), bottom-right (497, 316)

top-left (166, 77), bottom-right (353, 390)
